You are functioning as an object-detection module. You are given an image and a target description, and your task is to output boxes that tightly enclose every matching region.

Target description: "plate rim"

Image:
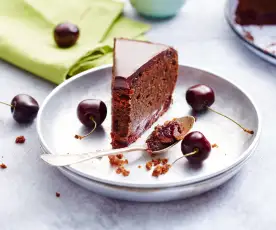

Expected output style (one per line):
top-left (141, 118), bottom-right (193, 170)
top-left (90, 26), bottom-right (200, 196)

top-left (56, 148), bottom-right (256, 202)
top-left (37, 64), bottom-right (262, 188)
top-left (224, 0), bottom-right (276, 60)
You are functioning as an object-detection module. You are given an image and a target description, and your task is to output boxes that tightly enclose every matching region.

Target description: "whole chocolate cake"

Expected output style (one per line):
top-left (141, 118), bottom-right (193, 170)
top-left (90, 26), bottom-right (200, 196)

top-left (235, 0), bottom-right (276, 25)
top-left (111, 38), bottom-right (178, 149)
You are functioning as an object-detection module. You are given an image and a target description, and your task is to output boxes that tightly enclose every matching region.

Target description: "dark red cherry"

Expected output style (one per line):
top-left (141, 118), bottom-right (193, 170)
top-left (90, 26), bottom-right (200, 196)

top-left (186, 84), bottom-right (254, 135)
top-left (54, 22), bottom-right (79, 48)
top-left (77, 99), bottom-right (107, 127)
top-left (181, 131), bottom-right (211, 164)
top-left (75, 99), bottom-right (107, 140)
top-left (8, 94), bottom-right (39, 123)
top-left (186, 84), bottom-right (215, 112)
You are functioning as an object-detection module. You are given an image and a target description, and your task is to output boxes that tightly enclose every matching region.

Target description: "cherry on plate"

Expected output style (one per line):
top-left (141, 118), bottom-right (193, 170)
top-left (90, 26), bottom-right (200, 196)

top-left (186, 84), bottom-right (254, 135)
top-left (181, 131), bottom-right (211, 164)
top-left (186, 84), bottom-right (215, 112)
top-left (172, 131), bottom-right (211, 165)
top-left (75, 99), bottom-right (107, 140)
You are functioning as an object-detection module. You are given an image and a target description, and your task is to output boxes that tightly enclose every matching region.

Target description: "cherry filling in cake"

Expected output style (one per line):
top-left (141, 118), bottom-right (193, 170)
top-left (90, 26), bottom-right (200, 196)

top-left (146, 119), bottom-right (185, 153)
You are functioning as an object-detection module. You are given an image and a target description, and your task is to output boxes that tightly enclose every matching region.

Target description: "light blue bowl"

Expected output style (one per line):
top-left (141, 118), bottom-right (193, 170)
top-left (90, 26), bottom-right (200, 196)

top-left (130, 0), bottom-right (185, 18)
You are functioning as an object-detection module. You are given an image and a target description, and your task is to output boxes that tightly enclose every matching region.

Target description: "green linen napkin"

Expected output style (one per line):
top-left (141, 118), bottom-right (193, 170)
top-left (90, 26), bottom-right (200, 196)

top-left (0, 0), bottom-right (150, 84)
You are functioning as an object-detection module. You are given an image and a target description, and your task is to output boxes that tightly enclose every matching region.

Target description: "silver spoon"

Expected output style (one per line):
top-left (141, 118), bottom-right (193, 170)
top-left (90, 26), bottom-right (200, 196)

top-left (40, 116), bottom-right (195, 167)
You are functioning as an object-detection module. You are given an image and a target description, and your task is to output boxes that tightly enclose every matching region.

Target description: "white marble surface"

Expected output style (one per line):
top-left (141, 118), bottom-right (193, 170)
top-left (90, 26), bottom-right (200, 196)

top-left (1, 0), bottom-right (276, 229)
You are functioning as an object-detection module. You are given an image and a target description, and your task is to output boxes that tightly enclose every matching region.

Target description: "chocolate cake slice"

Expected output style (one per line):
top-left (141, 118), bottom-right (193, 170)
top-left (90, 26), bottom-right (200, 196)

top-left (235, 0), bottom-right (276, 25)
top-left (111, 38), bottom-right (178, 149)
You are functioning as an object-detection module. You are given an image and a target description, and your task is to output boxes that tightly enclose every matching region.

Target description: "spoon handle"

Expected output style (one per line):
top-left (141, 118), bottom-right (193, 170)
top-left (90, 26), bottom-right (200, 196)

top-left (40, 146), bottom-right (147, 167)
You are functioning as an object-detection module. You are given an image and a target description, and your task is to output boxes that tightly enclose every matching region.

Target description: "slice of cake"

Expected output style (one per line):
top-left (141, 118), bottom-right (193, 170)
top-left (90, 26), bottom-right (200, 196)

top-left (235, 0), bottom-right (276, 25)
top-left (111, 38), bottom-right (178, 149)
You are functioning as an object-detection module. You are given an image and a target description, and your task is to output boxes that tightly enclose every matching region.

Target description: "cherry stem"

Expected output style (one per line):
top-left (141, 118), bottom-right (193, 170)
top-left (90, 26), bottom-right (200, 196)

top-left (172, 148), bottom-right (199, 166)
top-left (207, 107), bottom-right (254, 135)
top-left (75, 116), bottom-right (97, 140)
top-left (0, 101), bottom-right (13, 107)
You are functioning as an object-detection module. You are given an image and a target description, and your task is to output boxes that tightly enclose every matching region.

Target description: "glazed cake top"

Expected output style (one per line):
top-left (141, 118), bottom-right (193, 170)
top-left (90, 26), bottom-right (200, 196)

top-left (113, 38), bottom-right (169, 78)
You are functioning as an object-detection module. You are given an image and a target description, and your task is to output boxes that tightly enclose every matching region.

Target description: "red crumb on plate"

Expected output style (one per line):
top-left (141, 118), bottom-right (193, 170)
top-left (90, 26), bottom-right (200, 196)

top-left (15, 136), bottom-right (25, 144)
top-left (122, 168), bottom-right (130, 177)
top-left (0, 163), bottom-right (7, 169)
top-left (152, 165), bottom-right (162, 177)
top-left (116, 153), bottom-right (123, 159)
top-left (56, 192), bottom-right (60, 198)
top-left (212, 143), bottom-right (219, 148)
top-left (109, 155), bottom-right (130, 176)
top-left (152, 164), bottom-right (171, 177)
top-left (116, 166), bottom-right (130, 177)
top-left (161, 158), bottom-right (168, 165)
top-left (244, 31), bottom-right (254, 42)
top-left (108, 155), bottom-right (128, 167)
top-left (161, 164), bottom-right (171, 175)
top-left (146, 161), bottom-right (153, 170)
top-left (152, 158), bottom-right (161, 166)
top-left (116, 167), bottom-right (123, 174)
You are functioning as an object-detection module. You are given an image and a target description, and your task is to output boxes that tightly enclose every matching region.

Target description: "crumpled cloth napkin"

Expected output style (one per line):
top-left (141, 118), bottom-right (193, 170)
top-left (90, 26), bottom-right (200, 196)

top-left (0, 0), bottom-right (150, 84)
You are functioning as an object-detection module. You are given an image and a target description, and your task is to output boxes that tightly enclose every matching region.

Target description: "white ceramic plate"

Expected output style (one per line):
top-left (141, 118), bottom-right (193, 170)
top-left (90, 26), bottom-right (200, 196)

top-left (37, 64), bottom-right (261, 189)
top-left (57, 140), bottom-right (259, 202)
top-left (225, 0), bottom-right (276, 65)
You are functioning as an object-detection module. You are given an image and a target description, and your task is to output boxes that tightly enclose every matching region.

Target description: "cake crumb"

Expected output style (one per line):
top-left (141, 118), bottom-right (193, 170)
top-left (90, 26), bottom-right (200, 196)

top-left (146, 161), bottom-right (153, 170)
top-left (56, 192), bottom-right (60, 198)
top-left (116, 166), bottom-right (130, 177)
top-left (109, 155), bottom-right (130, 176)
top-left (212, 143), bottom-right (219, 148)
top-left (15, 136), bottom-right (25, 144)
top-left (161, 164), bottom-right (171, 175)
top-left (122, 169), bottom-right (130, 177)
top-left (161, 158), bottom-right (168, 165)
top-left (108, 155), bottom-right (128, 167)
top-left (138, 165), bottom-right (141, 168)
top-left (74, 134), bottom-right (80, 139)
top-left (152, 165), bottom-right (162, 177)
top-left (244, 31), bottom-right (254, 42)
top-left (152, 164), bottom-right (171, 177)
top-left (0, 163), bottom-right (7, 169)
top-left (152, 158), bottom-right (161, 166)
top-left (116, 153), bottom-right (123, 159)
top-left (116, 167), bottom-right (123, 174)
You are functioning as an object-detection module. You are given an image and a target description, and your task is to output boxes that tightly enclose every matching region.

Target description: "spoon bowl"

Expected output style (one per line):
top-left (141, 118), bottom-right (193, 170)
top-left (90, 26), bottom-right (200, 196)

top-left (40, 116), bottom-right (195, 167)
